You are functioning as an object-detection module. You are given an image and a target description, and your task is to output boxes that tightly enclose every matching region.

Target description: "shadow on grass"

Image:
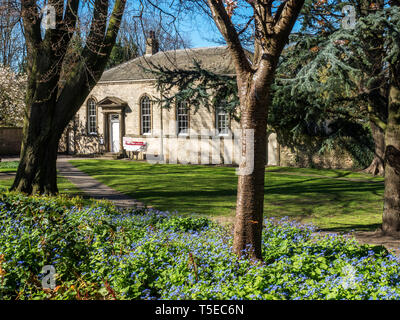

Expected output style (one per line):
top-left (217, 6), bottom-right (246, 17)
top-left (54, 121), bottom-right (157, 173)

top-left (267, 166), bottom-right (383, 182)
top-left (70, 160), bottom-right (385, 229)
top-left (318, 223), bottom-right (382, 233)
top-left (266, 178), bottom-right (382, 195)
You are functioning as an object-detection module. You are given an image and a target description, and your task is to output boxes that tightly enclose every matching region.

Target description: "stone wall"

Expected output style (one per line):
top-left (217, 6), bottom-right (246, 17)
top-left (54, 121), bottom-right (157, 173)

top-left (279, 145), bottom-right (354, 169)
top-left (58, 116), bottom-right (104, 156)
top-left (0, 127), bottom-right (23, 155)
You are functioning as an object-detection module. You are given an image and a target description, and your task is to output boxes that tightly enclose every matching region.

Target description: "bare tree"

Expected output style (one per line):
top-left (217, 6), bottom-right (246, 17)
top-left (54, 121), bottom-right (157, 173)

top-left (151, 0), bottom-right (305, 260)
top-left (0, 0), bottom-right (25, 69)
top-left (202, 0), bottom-right (305, 260)
top-left (119, 2), bottom-right (191, 56)
top-left (104, 11), bottom-right (192, 69)
top-left (11, 0), bottom-right (126, 194)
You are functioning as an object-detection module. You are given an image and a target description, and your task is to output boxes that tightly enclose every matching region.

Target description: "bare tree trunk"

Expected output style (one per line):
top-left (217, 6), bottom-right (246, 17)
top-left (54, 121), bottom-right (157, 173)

top-left (11, 87), bottom-right (78, 194)
top-left (206, 0), bottom-right (304, 260)
top-left (12, 125), bottom-right (61, 194)
top-left (382, 67), bottom-right (400, 236)
top-left (11, 0), bottom-right (126, 195)
top-left (365, 121), bottom-right (385, 176)
top-left (233, 94), bottom-right (268, 260)
top-left (360, 0), bottom-right (387, 176)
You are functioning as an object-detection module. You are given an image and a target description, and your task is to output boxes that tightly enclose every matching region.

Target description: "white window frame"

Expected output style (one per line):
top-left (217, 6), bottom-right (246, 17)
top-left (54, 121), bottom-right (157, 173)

top-left (87, 98), bottom-right (97, 135)
top-left (216, 107), bottom-right (229, 136)
top-left (177, 100), bottom-right (189, 136)
top-left (140, 96), bottom-right (152, 135)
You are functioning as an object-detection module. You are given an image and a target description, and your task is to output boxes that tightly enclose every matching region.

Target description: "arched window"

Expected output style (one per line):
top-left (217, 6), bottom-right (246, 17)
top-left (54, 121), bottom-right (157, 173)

top-left (216, 107), bottom-right (229, 135)
top-left (87, 98), bottom-right (97, 134)
top-left (177, 100), bottom-right (189, 135)
top-left (140, 95), bottom-right (151, 135)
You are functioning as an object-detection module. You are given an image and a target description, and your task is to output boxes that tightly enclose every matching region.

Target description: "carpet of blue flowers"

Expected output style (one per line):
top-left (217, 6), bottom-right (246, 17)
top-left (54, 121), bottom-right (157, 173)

top-left (1, 192), bottom-right (400, 300)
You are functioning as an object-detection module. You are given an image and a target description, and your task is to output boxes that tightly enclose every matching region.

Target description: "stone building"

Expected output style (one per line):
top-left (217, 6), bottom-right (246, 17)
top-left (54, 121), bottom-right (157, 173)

top-left (60, 34), bottom-right (281, 166)
top-left (60, 34), bottom-right (354, 169)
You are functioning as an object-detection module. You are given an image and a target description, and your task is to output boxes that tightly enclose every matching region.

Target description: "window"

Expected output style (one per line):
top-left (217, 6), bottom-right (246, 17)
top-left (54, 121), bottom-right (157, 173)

top-left (216, 107), bottom-right (229, 135)
top-left (87, 98), bottom-right (97, 134)
top-left (177, 101), bottom-right (189, 135)
top-left (140, 96), bottom-right (151, 134)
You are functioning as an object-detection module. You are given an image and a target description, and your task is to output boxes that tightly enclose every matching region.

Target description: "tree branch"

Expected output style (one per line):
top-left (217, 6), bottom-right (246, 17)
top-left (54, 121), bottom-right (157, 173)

top-left (95, 0), bottom-right (127, 70)
top-left (82, 0), bottom-right (109, 60)
top-left (21, 0), bottom-right (42, 49)
top-left (207, 0), bottom-right (252, 76)
top-left (273, 0), bottom-right (287, 25)
top-left (274, 0), bottom-right (305, 36)
top-left (56, 0), bottom-right (126, 127)
top-left (64, 0), bottom-right (80, 36)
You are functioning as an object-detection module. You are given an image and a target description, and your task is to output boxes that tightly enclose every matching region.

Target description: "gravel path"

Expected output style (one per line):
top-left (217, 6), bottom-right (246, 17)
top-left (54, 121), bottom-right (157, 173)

top-left (56, 157), bottom-right (145, 209)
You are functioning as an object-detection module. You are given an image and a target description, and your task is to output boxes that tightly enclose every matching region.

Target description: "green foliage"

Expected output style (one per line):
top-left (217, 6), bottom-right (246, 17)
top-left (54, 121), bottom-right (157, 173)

top-left (0, 192), bottom-right (399, 300)
top-left (0, 161), bottom-right (19, 170)
top-left (340, 136), bottom-right (374, 169)
top-left (149, 26), bottom-right (377, 168)
top-left (150, 60), bottom-right (239, 118)
top-left (269, 3), bottom-right (400, 168)
top-left (106, 40), bottom-right (138, 70)
top-left (159, 216), bottom-right (211, 232)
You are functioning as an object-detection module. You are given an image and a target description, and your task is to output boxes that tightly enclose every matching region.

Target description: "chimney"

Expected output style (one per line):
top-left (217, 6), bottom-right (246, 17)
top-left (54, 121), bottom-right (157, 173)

top-left (145, 31), bottom-right (159, 55)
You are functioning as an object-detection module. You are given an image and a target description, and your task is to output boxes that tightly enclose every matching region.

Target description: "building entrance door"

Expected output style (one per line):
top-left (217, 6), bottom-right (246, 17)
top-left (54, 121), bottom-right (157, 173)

top-left (109, 114), bottom-right (120, 153)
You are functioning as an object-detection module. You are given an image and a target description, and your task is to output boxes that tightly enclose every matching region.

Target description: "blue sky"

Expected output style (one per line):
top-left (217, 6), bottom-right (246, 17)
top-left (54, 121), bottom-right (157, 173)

top-left (189, 30), bottom-right (219, 48)
top-left (178, 13), bottom-right (223, 48)
top-left (177, 4), bottom-right (304, 49)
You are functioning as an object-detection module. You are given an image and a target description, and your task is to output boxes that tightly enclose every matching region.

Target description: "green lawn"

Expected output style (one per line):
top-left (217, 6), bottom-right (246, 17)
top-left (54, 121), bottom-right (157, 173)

top-left (0, 161), bottom-right (83, 197)
top-left (0, 161), bottom-right (19, 172)
top-left (70, 159), bottom-right (384, 231)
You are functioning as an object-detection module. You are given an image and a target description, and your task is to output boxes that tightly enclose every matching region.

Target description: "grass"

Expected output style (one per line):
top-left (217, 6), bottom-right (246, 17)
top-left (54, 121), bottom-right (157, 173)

top-left (0, 161), bottom-right (19, 172)
top-left (0, 161), bottom-right (84, 197)
top-left (266, 166), bottom-right (383, 181)
top-left (69, 160), bottom-right (384, 231)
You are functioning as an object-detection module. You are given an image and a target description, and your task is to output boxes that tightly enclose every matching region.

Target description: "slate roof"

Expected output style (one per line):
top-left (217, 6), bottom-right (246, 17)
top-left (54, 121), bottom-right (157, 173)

top-left (99, 46), bottom-right (246, 83)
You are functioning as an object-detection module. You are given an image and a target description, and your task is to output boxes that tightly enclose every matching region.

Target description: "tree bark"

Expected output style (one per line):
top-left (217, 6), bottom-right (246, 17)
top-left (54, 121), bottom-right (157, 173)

top-left (12, 124), bottom-right (61, 194)
top-left (360, 0), bottom-right (387, 176)
top-left (233, 83), bottom-right (269, 260)
top-left (365, 121), bottom-right (385, 176)
top-left (382, 73), bottom-right (400, 236)
top-left (206, 0), bottom-right (304, 261)
top-left (11, 0), bottom-right (126, 195)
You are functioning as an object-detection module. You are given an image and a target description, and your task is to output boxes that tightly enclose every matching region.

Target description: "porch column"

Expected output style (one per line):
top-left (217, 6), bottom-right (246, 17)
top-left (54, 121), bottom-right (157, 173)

top-left (119, 109), bottom-right (126, 157)
top-left (103, 113), bottom-right (108, 152)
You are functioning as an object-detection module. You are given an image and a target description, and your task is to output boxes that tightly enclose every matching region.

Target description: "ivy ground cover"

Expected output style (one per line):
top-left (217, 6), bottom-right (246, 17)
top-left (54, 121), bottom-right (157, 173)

top-left (0, 192), bottom-right (399, 300)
